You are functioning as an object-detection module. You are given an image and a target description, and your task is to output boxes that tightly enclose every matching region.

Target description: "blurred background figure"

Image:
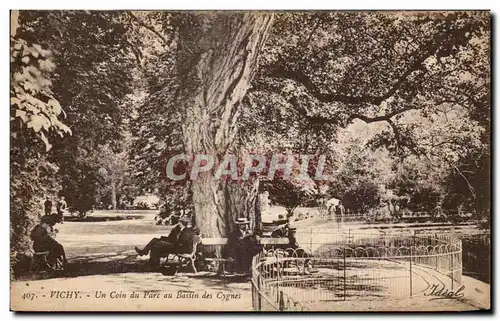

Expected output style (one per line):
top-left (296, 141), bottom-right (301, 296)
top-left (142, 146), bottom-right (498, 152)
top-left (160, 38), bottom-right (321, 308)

top-left (56, 196), bottom-right (67, 224)
top-left (43, 196), bottom-right (52, 217)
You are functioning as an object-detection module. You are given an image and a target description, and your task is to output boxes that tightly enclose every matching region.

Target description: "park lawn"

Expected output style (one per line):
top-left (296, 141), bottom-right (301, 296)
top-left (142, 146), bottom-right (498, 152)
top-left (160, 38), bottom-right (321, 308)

top-left (58, 210), bottom-right (170, 258)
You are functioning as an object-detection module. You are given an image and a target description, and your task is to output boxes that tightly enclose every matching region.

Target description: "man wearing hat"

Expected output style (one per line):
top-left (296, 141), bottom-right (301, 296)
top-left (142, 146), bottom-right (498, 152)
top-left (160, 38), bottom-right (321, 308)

top-left (285, 226), bottom-right (300, 250)
top-left (135, 215), bottom-right (194, 270)
top-left (229, 217), bottom-right (263, 273)
top-left (30, 214), bottom-right (67, 268)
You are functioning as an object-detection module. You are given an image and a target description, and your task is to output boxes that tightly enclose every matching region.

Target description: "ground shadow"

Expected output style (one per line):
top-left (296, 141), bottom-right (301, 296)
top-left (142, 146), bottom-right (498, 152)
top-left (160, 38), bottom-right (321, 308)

top-left (63, 215), bottom-right (144, 222)
top-left (15, 255), bottom-right (146, 281)
top-left (15, 253), bottom-right (252, 288)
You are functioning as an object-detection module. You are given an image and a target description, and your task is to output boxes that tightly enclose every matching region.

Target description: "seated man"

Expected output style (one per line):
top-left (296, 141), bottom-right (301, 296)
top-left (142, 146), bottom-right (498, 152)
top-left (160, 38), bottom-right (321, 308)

top-left (284, 227), bottom-right (300, 251)
top-left (30, 214), bottom-right (67, 268)
top-left (270, 223), bottom-right (289, 238)
top-left (267, 223), bottom-right (290, 252)
top-left (135, 215), bottom-right (194, 270)
top-left (285, 227), bottom-right (314, 274)
top-left (228, 217), bottom-right (263, 274)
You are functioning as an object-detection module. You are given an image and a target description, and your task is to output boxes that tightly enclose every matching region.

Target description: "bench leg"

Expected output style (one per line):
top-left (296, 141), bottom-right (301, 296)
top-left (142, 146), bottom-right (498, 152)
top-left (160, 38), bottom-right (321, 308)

top-left (191, 258), bottom-right (197, 274)
top-left (214, 261), bottom-right (226, 276)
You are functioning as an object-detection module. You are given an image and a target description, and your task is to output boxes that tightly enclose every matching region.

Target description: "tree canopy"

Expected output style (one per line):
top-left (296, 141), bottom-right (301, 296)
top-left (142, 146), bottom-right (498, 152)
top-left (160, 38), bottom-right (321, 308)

top-left (10, 11), bottom-right (491, 264)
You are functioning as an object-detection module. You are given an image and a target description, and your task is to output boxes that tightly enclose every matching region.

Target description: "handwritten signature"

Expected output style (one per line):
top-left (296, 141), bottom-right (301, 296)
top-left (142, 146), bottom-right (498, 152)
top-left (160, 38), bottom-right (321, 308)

top-left (424, 284), bottom-right (465, 300)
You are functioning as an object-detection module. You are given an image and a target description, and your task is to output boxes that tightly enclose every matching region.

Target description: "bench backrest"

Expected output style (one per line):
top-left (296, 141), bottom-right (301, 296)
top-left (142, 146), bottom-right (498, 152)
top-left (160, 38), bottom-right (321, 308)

top-left (260, 238), bottom-right (289, 245)
top-left (201, 238), bottom-right (228, 245)
top-left (201, 237), bottom-right (289, 246)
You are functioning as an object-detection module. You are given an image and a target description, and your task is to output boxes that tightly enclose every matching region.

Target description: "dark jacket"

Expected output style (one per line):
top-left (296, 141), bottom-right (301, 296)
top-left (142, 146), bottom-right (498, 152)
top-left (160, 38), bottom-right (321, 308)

top-left (163, 225), bottom-right (182, 243)
top-left (176, 227), bottom-right (194, 254)
top-left (287, 234), bottom-right (300, 249)
top-left (230, 229), bottom-right (249, 246)
top-left (161, 224), bottom-right (194, 254)
top-left (44, 200), bottom-right (52, 214)
top-left (30, 223), bottom-right (57, 252)
top-left (229, 228), bottom-right (263, 272)
top-left (270, 225), bottom-right (287, 238)
top-left (229, 229), bottom-right (262, 256)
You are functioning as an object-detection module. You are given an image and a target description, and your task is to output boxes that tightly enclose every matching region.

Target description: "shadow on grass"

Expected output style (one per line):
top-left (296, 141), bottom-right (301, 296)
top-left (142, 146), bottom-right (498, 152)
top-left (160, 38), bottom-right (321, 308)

top-left (15, 255), bottom-right (146, 282)
top-left (63, 215), bottom-right (144, 222)
top-left (15, 253), bottom-right (252, 291)
top-left (279, 277), bottom-right (386, 301)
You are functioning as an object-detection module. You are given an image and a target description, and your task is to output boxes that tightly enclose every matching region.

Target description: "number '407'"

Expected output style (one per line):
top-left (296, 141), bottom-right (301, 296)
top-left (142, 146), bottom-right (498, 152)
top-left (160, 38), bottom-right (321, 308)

top-left (21, 293), bottom-right (35, 300)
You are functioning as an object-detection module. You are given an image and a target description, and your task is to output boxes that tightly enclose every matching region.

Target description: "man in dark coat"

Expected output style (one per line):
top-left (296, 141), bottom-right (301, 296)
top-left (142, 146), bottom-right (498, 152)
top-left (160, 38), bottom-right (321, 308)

top-left (229, 218), bottom-right (263, 273)
top-left (135, 215), bottom-right (194, 270)
top-left (285, 227), bottom-right (301, 250)
top-left (43, 196), bottom-right (52, 217)
top-left (284, 227), bottom-right (314, 274)
top-left (270, 223), bottom-right (289, 238)
top-left (269, 223), bottom-right (290, 252)
top-left (30, 214), bottom-right (67, 267)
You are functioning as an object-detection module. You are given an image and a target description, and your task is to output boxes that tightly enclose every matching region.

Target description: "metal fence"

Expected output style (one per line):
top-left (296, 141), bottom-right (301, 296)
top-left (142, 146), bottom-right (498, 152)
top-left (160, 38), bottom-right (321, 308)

top-left (252, 231), bottom-right (462, 311)
top-left (301, 207), bottom-right (477, 225)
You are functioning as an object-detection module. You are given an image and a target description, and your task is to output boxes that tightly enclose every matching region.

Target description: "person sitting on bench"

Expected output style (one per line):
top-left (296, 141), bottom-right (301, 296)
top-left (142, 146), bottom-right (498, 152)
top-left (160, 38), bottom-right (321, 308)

top-left (285, 227), bottom-right (315, 274)
top-left (270, 223), bottom-right (289, 238)
top-left (135, 215), bottom-right (194, 270)
top-left (229, 217), bottom-right (263, 274)
top-left (30, 214), bottom-right (67, 268)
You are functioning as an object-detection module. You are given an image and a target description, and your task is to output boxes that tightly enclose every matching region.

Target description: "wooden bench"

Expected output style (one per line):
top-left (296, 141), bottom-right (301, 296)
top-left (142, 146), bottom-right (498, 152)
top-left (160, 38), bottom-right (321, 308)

top-left (201, 237), bottom-right (289, 246)
top-left (201, 237), bottom-right (289, 275)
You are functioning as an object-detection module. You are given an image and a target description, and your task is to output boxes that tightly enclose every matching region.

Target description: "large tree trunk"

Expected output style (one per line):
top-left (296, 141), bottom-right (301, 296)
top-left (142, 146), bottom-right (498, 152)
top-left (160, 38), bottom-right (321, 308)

top-left (226, 178), bottom-right (261, 233)
top-left (176, 12), bottom-right (273, 248)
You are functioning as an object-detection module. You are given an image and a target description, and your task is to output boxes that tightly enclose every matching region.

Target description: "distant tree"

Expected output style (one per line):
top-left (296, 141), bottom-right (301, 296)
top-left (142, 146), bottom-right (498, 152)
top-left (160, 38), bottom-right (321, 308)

top-left (343, 181), bottom-right (381, 213)
top-left (263, 178), bottom-right (315, 216)
top-left (96, 145), bottom-right (132, 210)
top-left (18, 11), bottom-right (136, 216)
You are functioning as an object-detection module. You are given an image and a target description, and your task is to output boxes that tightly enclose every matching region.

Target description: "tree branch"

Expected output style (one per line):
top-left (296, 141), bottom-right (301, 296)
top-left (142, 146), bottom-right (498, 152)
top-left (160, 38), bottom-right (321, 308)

top-left (124, 39), bottom-right (143, 65)
top-left (272, 68), bottom-right (384, 105)
top-left (128, 12), bottom-right (170, 46)
top-left (300, 16), bottom-right (323, 49)
top-left (270, 39), bottom-right (438, 107)
top-left (346, 106), bottom-right (416, 124)
top-left (452, 163), bottom-right (477, 199)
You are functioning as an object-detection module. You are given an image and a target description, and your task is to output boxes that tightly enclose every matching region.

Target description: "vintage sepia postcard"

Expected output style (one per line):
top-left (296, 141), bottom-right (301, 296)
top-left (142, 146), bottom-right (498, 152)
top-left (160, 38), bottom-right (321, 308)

top-left (10, 10), bottom-right (491, 312)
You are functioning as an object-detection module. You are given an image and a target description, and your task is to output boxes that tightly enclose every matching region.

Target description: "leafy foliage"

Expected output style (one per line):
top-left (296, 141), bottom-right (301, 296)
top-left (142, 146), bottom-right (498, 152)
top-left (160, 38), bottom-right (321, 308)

top-left (10, 11), bottom-right (491, 272)
top-left (18, 11), bottom-right (136, 215)
top-left (128, 12), bottom-right (188, 206)
top-left (10, 32), bottom-right (68, 271)
top-left (252, 12), bottom-right (490, 216)
top-left (10, 37), bottom-right (71, 150)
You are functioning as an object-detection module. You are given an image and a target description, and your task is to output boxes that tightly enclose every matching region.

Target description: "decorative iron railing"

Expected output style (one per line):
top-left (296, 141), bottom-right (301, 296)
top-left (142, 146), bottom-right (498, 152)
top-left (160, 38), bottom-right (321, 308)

top-left (252, 231), bottom-right (462, 311)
